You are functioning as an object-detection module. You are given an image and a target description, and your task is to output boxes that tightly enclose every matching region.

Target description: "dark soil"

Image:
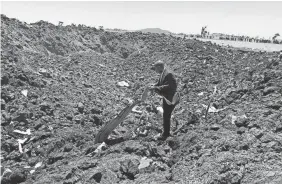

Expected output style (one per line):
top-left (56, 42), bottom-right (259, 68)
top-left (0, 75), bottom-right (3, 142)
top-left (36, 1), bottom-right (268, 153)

top-left (1, 14), bottom-right (282, 184)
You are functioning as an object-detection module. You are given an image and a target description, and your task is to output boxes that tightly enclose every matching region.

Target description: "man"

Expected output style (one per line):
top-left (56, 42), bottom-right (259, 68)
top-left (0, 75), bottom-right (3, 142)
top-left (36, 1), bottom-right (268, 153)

top-left (149, 60), bottom-right (179, 140)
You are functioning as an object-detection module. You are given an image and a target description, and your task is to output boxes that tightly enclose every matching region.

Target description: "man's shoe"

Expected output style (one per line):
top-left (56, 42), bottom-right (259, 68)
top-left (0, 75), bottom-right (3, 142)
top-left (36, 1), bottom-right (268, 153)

top-left (156, 134), bottom-right (170, 141)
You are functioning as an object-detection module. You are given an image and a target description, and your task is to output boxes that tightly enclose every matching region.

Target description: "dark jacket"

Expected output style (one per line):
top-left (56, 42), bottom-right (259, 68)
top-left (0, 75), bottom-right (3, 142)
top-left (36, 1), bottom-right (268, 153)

top-left (155, 68), bottom-right (177, 102)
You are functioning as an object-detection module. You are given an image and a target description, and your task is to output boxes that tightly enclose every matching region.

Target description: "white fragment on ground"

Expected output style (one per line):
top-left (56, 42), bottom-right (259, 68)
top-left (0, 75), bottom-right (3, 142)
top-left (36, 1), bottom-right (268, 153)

top-left (117, 81), bottom-right (129, 87)
top-left (38, 68), bottom-right (48, 75)
top-left (131, 131), bottom-right (137, 138)
top-left (202, 104), bottom-right (225, 113)
top-left (1, 168), bottom-right (12, 177)
top-left (28, 162), bottom-right (43, 174)
top-left (157, 106), bottom-right (163, 114)
top-left (231, 114), bottom-right (247, 124)
top-left (153, 133), bottom-right (162, 140)
top-left (18, 138), bottom-right (28, 145)
top-left (139, 129), bottom-right (148, 136)
top-left (14, 129), bottom-right (31, 135)
top-left (126, 98), bottom-right (134, 104)
top-left (97, 63), bottom-right (106, 67)
top-left (21, 89), bottom-right (28, 97)
top-left (208, 106), bottom-right (220, 113)
top-left (34, 162), bottom-right (43, 168)
top-left (213, 86), bottom-right (217, 95)
top-left (94, 142), bottom-right (107, 153)
top-left (132, 106), bottom-right (142, 114)
top-left (138, 157), bottom-right (153, 170)
top-left (196, 109), bottom-right (202, 114)
top-left (17, 138), bottom-right (28, 153)
top-left (231, 115), bottom-right (237, 124)
top-left (198, 92), bottom-right (204, 96)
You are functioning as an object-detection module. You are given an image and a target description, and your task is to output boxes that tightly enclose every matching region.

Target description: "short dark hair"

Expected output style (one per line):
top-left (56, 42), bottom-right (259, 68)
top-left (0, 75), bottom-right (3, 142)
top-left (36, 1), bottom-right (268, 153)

top-left (153, 60), bottom-right (165, 67)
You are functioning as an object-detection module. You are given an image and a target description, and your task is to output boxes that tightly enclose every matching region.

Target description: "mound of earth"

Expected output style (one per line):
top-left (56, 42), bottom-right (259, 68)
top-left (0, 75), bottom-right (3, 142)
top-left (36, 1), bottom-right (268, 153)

top-left (1, 14), bottom-right (282, 184)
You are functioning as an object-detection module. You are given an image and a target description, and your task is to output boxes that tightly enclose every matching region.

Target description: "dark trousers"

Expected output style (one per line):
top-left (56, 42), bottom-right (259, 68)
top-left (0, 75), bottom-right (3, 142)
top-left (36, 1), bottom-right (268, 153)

top-left (162, 98), bottom-right (176, 136)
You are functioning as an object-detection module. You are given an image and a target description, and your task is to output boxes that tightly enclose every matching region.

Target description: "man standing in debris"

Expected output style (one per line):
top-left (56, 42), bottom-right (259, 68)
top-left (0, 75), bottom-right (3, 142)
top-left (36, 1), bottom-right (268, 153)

top-left (149, 60), bottom-right (179, 140)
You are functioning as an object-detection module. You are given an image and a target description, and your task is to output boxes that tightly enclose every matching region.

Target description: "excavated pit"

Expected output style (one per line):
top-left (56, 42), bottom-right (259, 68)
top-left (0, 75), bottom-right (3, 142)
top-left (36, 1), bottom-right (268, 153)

top-left (1, 14), bottom-right (282, 184)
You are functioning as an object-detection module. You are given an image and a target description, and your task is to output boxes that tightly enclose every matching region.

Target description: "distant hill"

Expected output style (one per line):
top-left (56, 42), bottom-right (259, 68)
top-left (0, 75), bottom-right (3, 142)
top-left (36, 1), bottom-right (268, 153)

top-left (137, 28), bottom-right (171, 34)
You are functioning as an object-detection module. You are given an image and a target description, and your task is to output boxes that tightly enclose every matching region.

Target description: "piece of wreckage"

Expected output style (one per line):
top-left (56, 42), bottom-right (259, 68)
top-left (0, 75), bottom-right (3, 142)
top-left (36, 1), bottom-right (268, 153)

top-left (95, 87), bottom-right (150, 144)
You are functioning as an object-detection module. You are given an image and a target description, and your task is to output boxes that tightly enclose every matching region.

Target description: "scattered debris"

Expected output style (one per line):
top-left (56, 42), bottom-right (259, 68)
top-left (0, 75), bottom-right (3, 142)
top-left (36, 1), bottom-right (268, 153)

top-left (198, 92), bottom-right (204, 96)
top-left (94, 142), bottom-right (107, 154)
top-left (117, 81), bottom-right (129, 87)
top-left (1, 14), bottom-right (282, 184)
top-left (1, 168), bottom-right (12, 177)
top-left (156, 106), bottom-right (163, 114)
top-left (202, 104), bottom-right (225, 113)
top-left (38, 68), bottom-right (51, 78)
top-left (13, 129), bottom-right (31, 135)
top-left (132, 106), bottom-right (142, 114)
top-left (230, 114), bottom-right (248, 127)
top-left (34, 162), bottom-right (43, 169)
top-left (21, 90), bottom-right (28, 97)
top-left (17, 138), bottom-right (28, 153)
top-left (138, 157), bottom-right (153, 170)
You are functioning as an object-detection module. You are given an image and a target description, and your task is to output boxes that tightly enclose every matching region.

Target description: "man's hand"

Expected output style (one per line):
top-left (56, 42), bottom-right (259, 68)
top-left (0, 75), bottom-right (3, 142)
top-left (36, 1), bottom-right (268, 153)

top-left (148, 85), bottom-right (157, 91)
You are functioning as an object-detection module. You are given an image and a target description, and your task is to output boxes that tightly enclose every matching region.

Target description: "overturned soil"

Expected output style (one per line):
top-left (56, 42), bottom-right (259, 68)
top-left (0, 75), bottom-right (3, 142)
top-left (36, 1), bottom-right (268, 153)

top-left (1, 14), bottom-right (282, 184)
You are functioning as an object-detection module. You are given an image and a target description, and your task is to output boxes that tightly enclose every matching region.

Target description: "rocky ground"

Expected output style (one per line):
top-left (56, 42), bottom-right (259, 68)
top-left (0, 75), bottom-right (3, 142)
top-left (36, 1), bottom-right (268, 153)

top-left (1, 14), bottom-right (282, 184)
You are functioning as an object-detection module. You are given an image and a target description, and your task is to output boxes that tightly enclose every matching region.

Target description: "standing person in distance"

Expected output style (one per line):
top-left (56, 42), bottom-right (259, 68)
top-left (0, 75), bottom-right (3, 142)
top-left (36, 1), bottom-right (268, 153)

top-left (149, 60), bottom-right (180, 140)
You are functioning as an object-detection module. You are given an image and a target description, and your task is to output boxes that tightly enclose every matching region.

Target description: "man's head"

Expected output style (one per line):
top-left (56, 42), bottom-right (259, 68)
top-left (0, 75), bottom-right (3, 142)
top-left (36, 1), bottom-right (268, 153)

top-left (152, 60), bottom-right (165, 74)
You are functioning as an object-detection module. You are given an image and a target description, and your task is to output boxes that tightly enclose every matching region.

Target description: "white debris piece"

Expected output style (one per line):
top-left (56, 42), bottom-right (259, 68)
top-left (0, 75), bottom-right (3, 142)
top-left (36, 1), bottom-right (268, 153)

top-left (94, 142), bottom-right (107, 153)
top-left (98, 63), bottom-right (106, 67)
top-left (117, 81), bottom-right (129, 87)
top-left (157, 106), bottom-right (163, 114)
top-left (28, 162), bottom-right (43, 174)
top-left (213, 86), bottom-right (217, 95)
top-left (202, 104), bottom-right (224, 113)
top-left (138, 157), bottom-right (153, 170)
top-left (48, 126), bottom-right (53, 131)
top-left (154, 133), bottom-right (161, 140)
top-left (14, 129), bottom-right (31, 135)
top-left (125, 98), bottom-right (134, 105)
top-left (18, 138), bottom-right (28, 144)
top-left (196, 109), bottom-right (202, 114)
top-left (2, 168), bottom-right (12, 177)
top-left (231, 114), bottom-right (247, 124)
top-left (141, 129), bottom-right (148, 136)
top-left (132, 131), bottom-right (137, 138)
top-left (132, 106), bottom-right (142, 114)
top-left (198, 92), bottom-right (204, 96)
top-left (38, 68), bottom-right (48, 75)
top-left (17, 138), bottom-right (28, 153)
top-left (21, 90), bottom-right (28, 97)
top-left (231, 115), bottom-right (237, 124)
top-left (208, 106), bottom-right (219, 113)
top-left (34, 162), bottom-right (42, 168)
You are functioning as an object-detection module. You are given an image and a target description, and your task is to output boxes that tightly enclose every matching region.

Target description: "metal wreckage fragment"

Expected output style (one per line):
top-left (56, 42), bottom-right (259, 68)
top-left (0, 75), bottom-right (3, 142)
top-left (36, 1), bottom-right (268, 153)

top-left (95, 87), bottom-right (150, 143)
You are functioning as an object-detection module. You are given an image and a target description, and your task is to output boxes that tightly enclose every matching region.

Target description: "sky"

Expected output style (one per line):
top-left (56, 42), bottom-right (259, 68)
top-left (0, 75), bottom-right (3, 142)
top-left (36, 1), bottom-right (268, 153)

top-left (1, 1), bottom-right (282, 39)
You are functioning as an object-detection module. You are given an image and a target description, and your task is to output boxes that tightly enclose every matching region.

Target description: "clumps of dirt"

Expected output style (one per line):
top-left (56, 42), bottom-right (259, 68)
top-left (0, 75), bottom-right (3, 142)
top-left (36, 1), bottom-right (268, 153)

top-left (1, 14), bottom-right (282, 183)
